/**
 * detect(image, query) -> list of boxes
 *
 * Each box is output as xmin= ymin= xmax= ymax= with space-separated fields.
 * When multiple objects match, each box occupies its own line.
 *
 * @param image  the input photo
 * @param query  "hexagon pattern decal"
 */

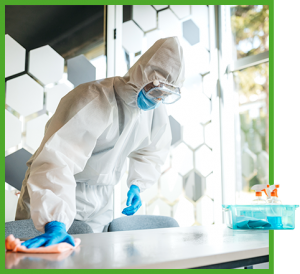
xmin=5 ymin=35 xmax=26 ymax=78
xmin=5 ymin=148 xmax=32 ymax=191
xmin=46 ymin=83 xmax=74 ymax=113
xmin=170 ymin=5 xmax=190 ymax=19
xmin=29 ymin=45 xmax=64 ymax=85
xmin=133 ymin=5 xmax=156 ymax=32
xmin=26 ymin=114 xmax=49 ymax=151
xmin=6 ymin=74 xmax=44 ymax=116
xmin=5 ymin=110 xmax=22 ymax=150
xmin=182 ymin=19 xmax=200 ymax=46
xmin=122 ymin=20 xmax=144 ymax=54
xmin=67 ymin=55 xmax=96 ymax=87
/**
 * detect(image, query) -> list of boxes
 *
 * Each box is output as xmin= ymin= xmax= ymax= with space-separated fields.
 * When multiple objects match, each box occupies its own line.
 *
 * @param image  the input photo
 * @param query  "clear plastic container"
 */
xmin=222 ymin=204 xmax=299 ymax=230
xmin=252 ymin=197 xmax=267 ymax=205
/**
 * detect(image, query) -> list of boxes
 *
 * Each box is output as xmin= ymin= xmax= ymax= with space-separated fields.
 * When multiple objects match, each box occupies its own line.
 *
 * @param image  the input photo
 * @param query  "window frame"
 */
xmin=217 ymin=5 xmax=269 ymax=210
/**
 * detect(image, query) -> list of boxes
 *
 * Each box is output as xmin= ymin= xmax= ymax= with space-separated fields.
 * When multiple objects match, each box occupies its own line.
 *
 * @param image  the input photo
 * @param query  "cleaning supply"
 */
xmin=267 ymin=185 xmax=282 ymax=204
xmin=236 ymin=216 xmax=271 ymax=229
xmin=251 ymin=184 xmax=268 ymax=205
xmin=5 ymin=234 xmax=81 ymax=254
xmin=274 ymin=184 xmax=280 ymax=199
xmin=267 ymin=216 xmax=283 ymax=229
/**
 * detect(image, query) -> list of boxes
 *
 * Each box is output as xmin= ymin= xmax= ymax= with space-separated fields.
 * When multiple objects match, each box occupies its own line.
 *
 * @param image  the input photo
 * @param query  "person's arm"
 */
xmin=27 ymin=82 xmax=113 ymax=233
xmin=123 ymin=105 xmax=172 ymax=215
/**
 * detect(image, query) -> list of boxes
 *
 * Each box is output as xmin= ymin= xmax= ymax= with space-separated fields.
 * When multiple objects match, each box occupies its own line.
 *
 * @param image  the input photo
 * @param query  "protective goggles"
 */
xmin=143 ymin=80 xmax=181 ymax=104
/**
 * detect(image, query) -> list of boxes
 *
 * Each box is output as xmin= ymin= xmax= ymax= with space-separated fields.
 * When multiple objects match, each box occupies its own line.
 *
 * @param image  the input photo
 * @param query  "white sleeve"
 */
xmin=127 ymin=105 xmax=172 ymax=192
xmin=27 ymin=85 xmax=113 ymax=232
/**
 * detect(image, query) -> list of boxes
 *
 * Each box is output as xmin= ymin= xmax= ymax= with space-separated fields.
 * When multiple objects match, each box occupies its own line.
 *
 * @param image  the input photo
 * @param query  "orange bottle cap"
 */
xmin=256 ymin=192 xmax=262 ymax=196
xmin=271 ymin=191 xmax=276 ymax=197
xmin=275 ymin=184 xmax=280 ymax=188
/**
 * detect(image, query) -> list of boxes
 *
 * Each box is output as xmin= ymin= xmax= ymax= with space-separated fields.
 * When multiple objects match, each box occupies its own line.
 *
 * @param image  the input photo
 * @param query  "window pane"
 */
xmin=230 ymin=5 xmax=269 ymax=59
xmin=233 ymin=62 xmax=269 ymax=204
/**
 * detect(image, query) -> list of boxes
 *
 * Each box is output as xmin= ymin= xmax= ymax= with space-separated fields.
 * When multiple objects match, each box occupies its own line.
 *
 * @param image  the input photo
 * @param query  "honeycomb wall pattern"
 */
xmin=5 ymin=36 xmax=96 ymax=189
xmin=5 ymin=34 xmax=26 ymax=78
xmin=120 ymin=5 xmax=214 ymax=226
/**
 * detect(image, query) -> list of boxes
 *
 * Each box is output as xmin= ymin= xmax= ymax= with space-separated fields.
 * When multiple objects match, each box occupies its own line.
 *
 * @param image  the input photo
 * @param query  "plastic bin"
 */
xmin=222 ymin=204 xmax=299 ymax=230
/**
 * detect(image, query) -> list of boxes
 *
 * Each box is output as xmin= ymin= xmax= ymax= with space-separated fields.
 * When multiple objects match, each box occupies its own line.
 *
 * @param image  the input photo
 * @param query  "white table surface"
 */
xmin=5 ymin=224 xmax=269 ymax=269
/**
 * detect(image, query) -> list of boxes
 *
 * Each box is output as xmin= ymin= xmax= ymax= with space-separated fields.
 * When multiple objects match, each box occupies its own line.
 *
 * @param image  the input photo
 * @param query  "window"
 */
xmin=219 ymin=5 xmax=269 ymax=205
xmin=230 ymin=5 xmax=269 ymax=59
xmin=234 ymin=62 xmax=269 ymax=204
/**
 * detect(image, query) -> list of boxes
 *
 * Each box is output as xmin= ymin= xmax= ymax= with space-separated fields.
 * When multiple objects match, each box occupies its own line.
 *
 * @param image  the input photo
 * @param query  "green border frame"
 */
xmin=2 ymin=1 xmax=274 ymax=272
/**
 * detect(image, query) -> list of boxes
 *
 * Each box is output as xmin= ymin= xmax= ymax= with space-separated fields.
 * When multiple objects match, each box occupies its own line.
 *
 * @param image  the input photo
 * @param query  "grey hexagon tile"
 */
xmin=246 ymin=128 xmax=262 ymax=154
xmin=133 ymin=5 xmax=156 ymax=32
xmin=26 ymin=114 xmax=49 ymax=151
xmin=169 ymin=115 xmax=182 ymax=146
xmin=6 ymin=74 xmax=44 ymax=116
xmin=242 ymin=145 xmax=257 ymax=179
xmin=29 ymin=45 xmax=64 ymax=85
xmin=184 ymin=171 xmax=206 ymax=202
xmin=160 ymin=168 xmax=183 ymax=203
xmin=5 ymin=110 xmax=22 ymax=150
xmin=5 ymin=148 xmax=32 ymax=191
xmin=46 ymin=83 xmax=73 ymax=113
xmin=170 ymin=5 xmax=190 ymax=19
xmin=153 ymin=5 xmax=168 ymax=11
xmin=191 ymin=5 xmax=210 ymax=50
xmin=173 ymin=196 xmax=195 ymax=226
xmin=172 ymin=143 xmax=193 ymax=176
xmin=147 ymin=199 xmax=171 ymax=216
xmin=196 ymin=196 xmax=214 ymax=225
xmin=205 ymin=173 xmax=214 ymax=199
xmin=5 ymin=35 xmax=26 ymax=78
xmin=183 ymin=123 xmax=204 ymax=149
xmin=122 ymin=20 xmax=144 ymax=54
xmin=204 ymin=122 xmax=213 ymax=149
xmin=145 ymin=29 xmax=163 ymax=50
xmin=195 ymin=145 xmax=213 ymax=177
xmin=158 ymin=9 xmax=181 ymax=37
xmin=182 ymin=19 xmax=199 ymax=46
xmin=140 ymin=183 xmax=158 ymax=204
xmin=257 ymin=151 xmax=269 ymax=182
xmin=67 ymin=55 xmax=96 ymax=87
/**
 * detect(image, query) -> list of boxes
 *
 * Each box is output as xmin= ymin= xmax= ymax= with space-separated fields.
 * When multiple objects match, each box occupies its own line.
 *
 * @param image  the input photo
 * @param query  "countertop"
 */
xmin=5 ymin=224 xmax=269 ymax=269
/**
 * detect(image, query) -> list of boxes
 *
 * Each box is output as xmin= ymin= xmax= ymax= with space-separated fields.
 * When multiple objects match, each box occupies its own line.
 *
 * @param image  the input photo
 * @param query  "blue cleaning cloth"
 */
xmin=236 ymin=216 xmax=271 ymax=229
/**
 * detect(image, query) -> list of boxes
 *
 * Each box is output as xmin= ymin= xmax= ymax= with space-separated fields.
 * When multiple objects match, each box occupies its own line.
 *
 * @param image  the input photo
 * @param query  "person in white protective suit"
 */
xmin=16 ymin=36 xmax=185 ymax=248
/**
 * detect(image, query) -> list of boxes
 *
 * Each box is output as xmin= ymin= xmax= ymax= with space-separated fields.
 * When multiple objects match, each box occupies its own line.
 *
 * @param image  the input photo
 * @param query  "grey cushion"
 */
xmin=108 ymin=215 xmax=179 ymax=232
xmin=5 ymin=219 xmax=93 ymax=239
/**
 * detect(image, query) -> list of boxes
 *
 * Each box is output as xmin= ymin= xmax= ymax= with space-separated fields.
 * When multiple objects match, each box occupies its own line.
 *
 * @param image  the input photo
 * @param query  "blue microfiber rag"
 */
xmin=236 ymin=216 xmax=271 ymax=229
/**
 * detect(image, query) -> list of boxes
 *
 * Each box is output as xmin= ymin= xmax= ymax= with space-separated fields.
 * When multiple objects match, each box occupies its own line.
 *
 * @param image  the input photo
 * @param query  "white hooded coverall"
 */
xmin=16 ymin=37 xmax=185 ymax=233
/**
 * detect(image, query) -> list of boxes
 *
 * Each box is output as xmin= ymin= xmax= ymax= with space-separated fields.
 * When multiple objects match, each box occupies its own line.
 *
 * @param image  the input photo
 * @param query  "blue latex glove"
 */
xmin=21 ymin=221 xmax=75 ymax=249
xmin=122 ymin=185 xmax=142 ymax=216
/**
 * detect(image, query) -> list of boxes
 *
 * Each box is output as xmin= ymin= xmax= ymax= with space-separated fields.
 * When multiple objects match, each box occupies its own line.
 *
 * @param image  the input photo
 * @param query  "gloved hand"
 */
xmin=21 ymin=221 xmax=75 ymax=249
xmin=122 ymin=185 xmax=142 ymax=216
